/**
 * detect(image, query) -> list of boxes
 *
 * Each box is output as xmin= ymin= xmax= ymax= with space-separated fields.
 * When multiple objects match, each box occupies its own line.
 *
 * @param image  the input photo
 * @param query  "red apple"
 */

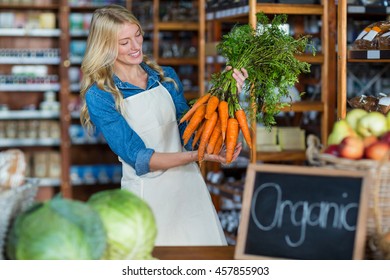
xmin=323 ymin=144 xmax=340 ymax=157
xmin=363 ymin=135 xmax=378 ymax=148
xmin=339 ymin=136 xmax=364 ymax=160
xmin=365 ymin=141 xmax=390 ymax=160
xmin=379 ymin=131 xmax=390 ymax=144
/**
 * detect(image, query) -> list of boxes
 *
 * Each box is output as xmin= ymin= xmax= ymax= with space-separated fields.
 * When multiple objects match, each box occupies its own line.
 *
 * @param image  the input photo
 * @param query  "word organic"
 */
xmin=251 ymin=182 xmax=358 ymax=247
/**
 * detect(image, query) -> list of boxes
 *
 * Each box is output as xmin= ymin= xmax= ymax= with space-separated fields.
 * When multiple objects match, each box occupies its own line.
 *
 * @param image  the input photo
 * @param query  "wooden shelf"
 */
xmin=256 ymin=150 xmax=307 ymax=162
xmin=348 ymin=49 xmax=390 ymax=61
xmin=157 ymin=57 xmax=199 ymax=65
xmin=298 ymin=53 xmax=324 ymax=64
xmin=206 ymin=3 xmax=324 ymax=21
xmin=256 ymin=3 xmax=324 ymax=15
xmin=184 ymin=90 xmax=201 ymax=101
xmin=279 ymin=101 xmax=324 ymax=113
xmin=156 ymin=22 xmax=199 ymax=31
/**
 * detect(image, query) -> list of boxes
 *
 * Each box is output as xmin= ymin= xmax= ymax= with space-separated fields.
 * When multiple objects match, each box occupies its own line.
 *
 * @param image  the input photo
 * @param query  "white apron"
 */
xmin=119 ymin=83 xmax=227 ymax=246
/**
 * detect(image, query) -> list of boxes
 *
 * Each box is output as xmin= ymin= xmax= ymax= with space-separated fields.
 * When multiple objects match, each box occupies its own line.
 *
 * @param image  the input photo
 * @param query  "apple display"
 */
xmin=356 ymin=111 xmax=388 ymax=137
xmin=365 ymin=141 xmax=390 ymax=160
xmin=363 ymin=135 xmax=378 ymax=148
xmin=339 ymin=136 xmax=364 ymax=160
xmin=323 ymin=144 xmax=340 ymax=157
xmin=327 ymin=119 xmax=357 ymax=145
xmin=380 ymin=131 xmax=390 ymax=144
xmin=345 ymin=108 xmax=368 ymax=130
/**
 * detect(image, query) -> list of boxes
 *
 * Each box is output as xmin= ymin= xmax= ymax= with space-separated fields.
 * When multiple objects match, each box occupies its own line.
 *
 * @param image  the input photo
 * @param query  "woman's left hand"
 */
xmin=226 ymin=66 xmax=248 ymax=93
xmin=204 ymin=142 xmax=243 ymax=165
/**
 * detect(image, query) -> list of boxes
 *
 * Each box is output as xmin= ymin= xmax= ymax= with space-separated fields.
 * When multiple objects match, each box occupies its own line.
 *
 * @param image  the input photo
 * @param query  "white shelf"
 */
xmin=70 ymin=83 xmax=80 ymax=92
xmin=0 ymin=57 xmax=60 ymax=65
xmin=0 ymin=83 xmax=60 ymax=91
xmin=0 ymin=28 xmax=61 ymax=37
xmin=70 ymin=56 xmax=83 ymax=64
xmin=0 ymin=110 xmax=59 ymax=120
xmin=0 ymin=138 xmax=60 ymax=147
xmin=37 ymin=178 xmax=61 ymax=187
xmin=70 ymin=30 xmax=89 ymax=37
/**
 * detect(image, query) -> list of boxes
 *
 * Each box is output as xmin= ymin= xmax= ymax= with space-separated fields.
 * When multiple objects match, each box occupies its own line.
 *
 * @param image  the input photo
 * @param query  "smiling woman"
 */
xmin=115 ymin=22 xmax=146 ymax=88
xmin=79 ymin=4 xmax=247 ymax=246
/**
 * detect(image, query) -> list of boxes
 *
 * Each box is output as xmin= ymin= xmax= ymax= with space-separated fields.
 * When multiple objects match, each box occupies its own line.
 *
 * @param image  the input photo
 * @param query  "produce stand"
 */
xmin=306 ymin=135 xmax=390 ymax=259
xmin=152 ymin=246 xmax=235 ymax=260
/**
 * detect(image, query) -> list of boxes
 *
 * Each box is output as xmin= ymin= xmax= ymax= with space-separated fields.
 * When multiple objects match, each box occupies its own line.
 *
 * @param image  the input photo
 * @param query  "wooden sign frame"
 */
xmin=235 ymin=163 xmax=371 ymax=260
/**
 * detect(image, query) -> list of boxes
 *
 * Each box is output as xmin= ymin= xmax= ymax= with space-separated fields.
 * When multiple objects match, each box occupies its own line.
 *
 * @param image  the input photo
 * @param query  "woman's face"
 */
xmin=116 ymin=22 xmax=144 ymax=66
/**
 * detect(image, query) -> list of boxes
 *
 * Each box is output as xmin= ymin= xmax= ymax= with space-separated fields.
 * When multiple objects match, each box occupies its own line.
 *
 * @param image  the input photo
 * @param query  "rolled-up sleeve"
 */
xmin=85 ymin=86 xmax=154 ymax=176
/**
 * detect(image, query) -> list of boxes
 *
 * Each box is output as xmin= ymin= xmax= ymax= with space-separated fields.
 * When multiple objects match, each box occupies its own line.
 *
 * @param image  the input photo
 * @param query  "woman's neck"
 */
xmin=114 ymin=64 xmax=148 ymax=90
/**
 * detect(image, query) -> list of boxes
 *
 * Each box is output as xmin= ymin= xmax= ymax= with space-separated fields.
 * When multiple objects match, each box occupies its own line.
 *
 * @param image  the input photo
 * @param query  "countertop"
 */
xmin=152 ymin=246 xmax=236 ymax=260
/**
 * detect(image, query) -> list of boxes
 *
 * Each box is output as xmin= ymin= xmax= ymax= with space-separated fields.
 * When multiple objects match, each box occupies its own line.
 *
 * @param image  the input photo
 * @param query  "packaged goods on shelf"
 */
xmin=0 ymin=149 xmax=26 ymax=190
xmin=278 ymin=127 xmax=306 ymax=150
xmin=348 ymin=93 xmax=390 ymax=114
xmin=352 ymin=21 xmax=390 ymax=50
xmin=31 ymin=151 xmax=61 ymax=179
xmin=256 ymin=125 xmax=278 ymax=146
xmin=256 ymin=125 xmax=306 ymax=151
xmin=256 ymin=127 xmax=281 ymax=153
xmin=70 ymin=164 xmax=122 ymax=186
xmin=69 ymin=124 xmax=106 ymax=144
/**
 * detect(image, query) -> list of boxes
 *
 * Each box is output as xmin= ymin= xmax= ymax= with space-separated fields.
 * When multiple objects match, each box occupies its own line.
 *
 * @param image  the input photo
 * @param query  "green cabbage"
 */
xmin=6 ymin=195 xmax=106 ymax=260
xmin=88 ymin=189 xmax=157 ymax=260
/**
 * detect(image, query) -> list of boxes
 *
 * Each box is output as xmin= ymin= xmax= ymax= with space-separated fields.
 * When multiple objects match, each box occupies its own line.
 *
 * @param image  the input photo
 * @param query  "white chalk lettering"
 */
xmin=250 ymin=182 xmax=358 ymax=247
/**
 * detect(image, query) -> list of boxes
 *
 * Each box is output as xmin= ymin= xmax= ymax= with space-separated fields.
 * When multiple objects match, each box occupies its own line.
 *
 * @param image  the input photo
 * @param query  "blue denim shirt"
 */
xmin=85 ymin=62 xmax=192 ymax=176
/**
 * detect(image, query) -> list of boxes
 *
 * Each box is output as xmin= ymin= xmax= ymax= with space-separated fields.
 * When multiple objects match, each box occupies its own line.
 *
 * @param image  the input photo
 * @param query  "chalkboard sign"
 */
xmin=235 ymin=164 xmax=370 ymax=260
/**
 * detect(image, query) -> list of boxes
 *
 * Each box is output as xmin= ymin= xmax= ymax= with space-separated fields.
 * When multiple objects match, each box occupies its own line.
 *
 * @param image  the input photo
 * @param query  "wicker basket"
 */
xmin=306 ymin=135 xmax=390 ymax=259
xmin=0 ymin=178 xmax=39 ymax=260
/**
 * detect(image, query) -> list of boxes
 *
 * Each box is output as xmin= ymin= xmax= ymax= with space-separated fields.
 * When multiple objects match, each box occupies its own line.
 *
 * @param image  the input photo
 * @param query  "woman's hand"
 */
xmin=204 ymin=142 xmax=243 ymax=165
xmin=226 ymin=66 xmax=248 ymax=93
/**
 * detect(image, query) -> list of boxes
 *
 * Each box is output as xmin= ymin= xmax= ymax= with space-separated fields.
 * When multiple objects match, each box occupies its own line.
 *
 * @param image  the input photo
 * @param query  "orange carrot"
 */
xmin=180 ymin=93 xmax=210 ymax=124
xmin=206 ymin=119 xmax=221 ymax=154
xmin=192 ymin=120 xmax=205 ymax=148
xmin=205 ymin=95 xmax=220 ymax=120
xmin=225 ymin=117 xmax=239 ymax=163
xmin=213 ymin=134 xmax=223 ymax=155
xmin=198 ymin=111 xmax=218 ymax=162
xmin=182 ymin=104 xmax=206 ymax=145
xmin=218 ymin=100 xmax=229 ymax=141
xmin=234 ymin=109 xmax=252 ymax=150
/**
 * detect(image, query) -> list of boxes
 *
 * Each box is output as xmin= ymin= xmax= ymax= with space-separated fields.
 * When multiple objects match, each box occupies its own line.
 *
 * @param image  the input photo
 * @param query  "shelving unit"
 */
xmin=0 ymin=1 xmax=65 ymax=200
xmin=337 ymin=0 xmax=390 ymax=119
xmin=152 ymin=0 xmax=205 ymax=100
xmin=205 ymin=0 xmax=335 ymax=162
xmin=0 ymin=0 xmax=207 ymax=201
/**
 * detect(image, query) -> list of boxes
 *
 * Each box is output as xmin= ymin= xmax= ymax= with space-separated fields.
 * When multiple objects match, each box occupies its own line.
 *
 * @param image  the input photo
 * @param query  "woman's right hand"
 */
xmin=225 ymin=66 xmax=248 ymax=93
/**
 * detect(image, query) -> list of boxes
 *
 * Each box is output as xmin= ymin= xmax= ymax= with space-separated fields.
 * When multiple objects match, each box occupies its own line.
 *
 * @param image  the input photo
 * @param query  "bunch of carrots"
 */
xmin=180 ymin=90 xmax=252 ymax=164
xmin=179 ymin=12 xmax=313 ymax=164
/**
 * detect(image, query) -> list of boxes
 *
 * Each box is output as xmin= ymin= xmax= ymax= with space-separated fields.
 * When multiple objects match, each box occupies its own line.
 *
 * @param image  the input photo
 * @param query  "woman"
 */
xmin=80 ymin=4 xmax=248 ymax=246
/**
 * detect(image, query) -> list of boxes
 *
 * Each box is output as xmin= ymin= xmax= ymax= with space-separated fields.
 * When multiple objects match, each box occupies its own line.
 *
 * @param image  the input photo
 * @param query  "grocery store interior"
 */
xmin=1 ymin=0 xmax=390 ymax=260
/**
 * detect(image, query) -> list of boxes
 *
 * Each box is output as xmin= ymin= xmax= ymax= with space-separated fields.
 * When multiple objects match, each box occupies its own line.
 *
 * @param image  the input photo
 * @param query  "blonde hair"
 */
xmin=80 ymin=4 xmax=176 ymax=131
